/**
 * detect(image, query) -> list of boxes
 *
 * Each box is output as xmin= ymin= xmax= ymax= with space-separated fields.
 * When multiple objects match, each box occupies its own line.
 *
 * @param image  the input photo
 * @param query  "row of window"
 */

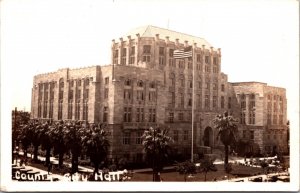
xmin=240 ymin=112 xmax=256 ymax=125
xmin=114 ymin=46 xmax=219 ymax=63
xmin=168 ymin=94 xmax=229 ymax=109
xmin=122 ymin=129 xmax=189 ymax=145
xmin=267 ymin=114 xmax=284 ymax=125
xmin=267 ymin=94 xmax=283 ymax=101
xmin=114 ymin=46 xmax=219 ymax=71
xmin=123 ymin=107 xmax=156 ymax=123
xmin=265 ymin=133 xmax=286 ymax=141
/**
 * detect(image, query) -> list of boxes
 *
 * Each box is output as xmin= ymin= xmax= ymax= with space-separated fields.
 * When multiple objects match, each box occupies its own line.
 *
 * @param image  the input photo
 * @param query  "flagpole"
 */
xmin=191 ymin=43 xmax=196 ymax=163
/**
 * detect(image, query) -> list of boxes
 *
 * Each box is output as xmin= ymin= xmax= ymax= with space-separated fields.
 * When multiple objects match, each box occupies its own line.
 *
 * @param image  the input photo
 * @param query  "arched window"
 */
xmin=125 ymin=79 xmax=131 ymax=86
xmin=150 ymin=81 xmax=155 ymax=89
xmin=137 ymin=80 xmax=143 ymax=87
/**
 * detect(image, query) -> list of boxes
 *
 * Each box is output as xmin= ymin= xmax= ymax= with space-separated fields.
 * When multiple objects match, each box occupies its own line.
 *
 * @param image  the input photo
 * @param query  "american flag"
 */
xmin=173 ymin=46 xmax=192 ymax=59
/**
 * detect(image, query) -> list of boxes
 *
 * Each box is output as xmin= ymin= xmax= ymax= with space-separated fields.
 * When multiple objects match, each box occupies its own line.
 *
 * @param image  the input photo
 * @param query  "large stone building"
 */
xmin=31 ymin=26 xmax=288 ymax=162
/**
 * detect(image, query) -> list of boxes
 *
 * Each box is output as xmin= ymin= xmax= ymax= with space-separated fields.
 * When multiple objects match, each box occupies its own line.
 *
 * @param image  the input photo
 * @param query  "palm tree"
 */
xmin=40 ymin=122 xmax=53 ymax=166
xmin=19 ymin=124 xmax=31 ymax=159
xmin=23 ymin=121 xmax=42 ymax=163
xmin=82 ymin=123 xmax=110 ymax=178
xmin=141 ymin=126 xmax=173 ymax=181
xmin=51 ymin=121 xmax=68 ymax=168
xmin=213 ymin=111 xmax=238 ymax=169
xmin=64 ymin=121 xmax=85 ymax=174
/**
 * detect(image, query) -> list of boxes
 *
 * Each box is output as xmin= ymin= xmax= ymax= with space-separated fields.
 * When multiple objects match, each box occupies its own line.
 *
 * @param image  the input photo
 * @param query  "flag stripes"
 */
xmin=173 ymin=46 xmax=192 ymax=59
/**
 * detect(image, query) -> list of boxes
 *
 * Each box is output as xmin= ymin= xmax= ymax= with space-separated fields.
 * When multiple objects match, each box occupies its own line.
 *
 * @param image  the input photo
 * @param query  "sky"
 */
xmin=2 ymin=0 xmax=298 ymax=123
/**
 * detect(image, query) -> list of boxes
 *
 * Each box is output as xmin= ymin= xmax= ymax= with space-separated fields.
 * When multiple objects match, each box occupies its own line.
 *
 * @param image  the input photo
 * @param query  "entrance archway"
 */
xmin=203 ymin=127 xmax=213 ymax=147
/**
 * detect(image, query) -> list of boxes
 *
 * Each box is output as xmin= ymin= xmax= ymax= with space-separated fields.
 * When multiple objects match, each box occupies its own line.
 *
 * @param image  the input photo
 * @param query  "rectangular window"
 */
xmin=103 ymin=107 xmax=108 ymax=122
xmin=205 ymin=56 xmax=209 ymax=64
xmin=169 ymin=92 xmax=175 ymax=106
xmin=169 ymin=112 xmax=174 ymax=123
xmin=197 ymin=94 xmax=201 ymax=109
xmin=121 ymin=48 xmax=127 ymax=65
xmin=205 ymin=82 xmax=210 ymax=90
xmin=188 ymin=93 xmax=192 ymax=106
xmin=183 ymin=130 xmax=188 ymax=140
xmin=221 ymin=96 xmax=225 ymax=109
xmin=169 ymin=49 xmax=174 ymax=57
xmin=129 ymin=56 xmax=135 ymax=64
xmin=75 ymin=100 xmax=80 ymax=120
xmin=137 ymin=90 xmax=144 ymax=101
xmin=123 ymin=132 xmax=131 ymax=145
xmin=114 ymin=50 xmax=119 ymax=58
xmin=124 ymin=89 xmax=132 ymax=101
xmin=130 ymin=46 xmax=135 ymax=55
xmin=213 ymin=57 xmax=218 ymax=65
xmin=142 ymin=55 xmax=151 ymax=62
xmin=221 ymin=84 xmax=225 ymax=92
xmin=241 ymin=101 xmax=246 ymax=109
xmin=179 ymin=113 xmax=184 ymax=121
xmin=124 ymin=107 xmax=132 ymax=122
xmin=159 ymin=47 xmax=165 ymax=55
xmin=105 ymin=77 xmax=109 ymax=84
xmin=173 ymin=130 xmax=179 ymax=142
xmin=228 ymin=97 xmax=232 ymax=109
xmin=188 ymin=58 xmax=192 ymax=69
xmin=213 ymin=96 xmax=217 ymax=108
xmin=43 ymin=101 xmax=48 ymax=118
xmin=213 ymin=64 xmax=218 ymax=73
xmin=205 ymin=95 xmax=210 ymax=109
xmin=148 ymin=108 xmax=156 ymax=122
xmin=58 ymin=100 xmax=63 ymax=120
xmin=148 ymin=91 xmax=156 ymax=102
xmin=179 ymin=93 xmax=184 ymax=107
xmin=273 ymin=115 xmax=277 ymax=125
xmin=213 ymin=83 xmax=217 ymax=90
xmin=136 ymin=131 xmax=143 ymax=144
xmin=159 ymin=56 xmax=165 ymax=65
xmin=136 ymin=108 xmax=144 ymax=122
xmin=197 ymin=54 xmax=201 ymax=62
xmin=178 ymin=59 xmax=185 ymax=68
xmin=250 ymin=131 xmax=254 ymax=140
xmin=49 ymin=101 xmax=53 ymax=119
xmin=83 ymin=101 xmax=88 ymax=121
xmin=68 ymin=100 xmax=73 ymax=119
xmin=143 ymin=45 xmax=151 ymax=54
xmin=169 ymin=58 xmax=175 ymax=67
xmin=240 ymin=112 xmax=246 ymax=124
xmin=198 ymin=81 xmax=202 ymax=89
xmin=104 ymin=88 xmax=109 ymax=99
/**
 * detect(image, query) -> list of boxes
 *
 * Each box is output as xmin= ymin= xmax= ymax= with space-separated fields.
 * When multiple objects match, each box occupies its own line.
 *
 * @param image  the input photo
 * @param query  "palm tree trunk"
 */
xmin=71 ymin=151 xmax=79 ymax=174
xmin=224 ymin=145 xmax=229 ymax=166
xmin=33 ymin=145 xmax=39 ymax=162
xmin=58 ymin=152 xmax=64 ymax=168
xmin=45 ymin=147 xmax=51 ymax=166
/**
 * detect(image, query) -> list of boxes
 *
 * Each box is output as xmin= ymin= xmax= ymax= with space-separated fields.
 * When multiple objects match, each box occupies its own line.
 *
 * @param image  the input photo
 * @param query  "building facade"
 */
xmin=31 ymin=26 xmax=288 ymax=162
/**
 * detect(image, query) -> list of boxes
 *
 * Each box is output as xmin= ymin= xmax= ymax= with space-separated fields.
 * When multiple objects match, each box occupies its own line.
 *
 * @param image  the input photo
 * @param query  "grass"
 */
xmin=131 ymin=164 xmax=263 ymax=182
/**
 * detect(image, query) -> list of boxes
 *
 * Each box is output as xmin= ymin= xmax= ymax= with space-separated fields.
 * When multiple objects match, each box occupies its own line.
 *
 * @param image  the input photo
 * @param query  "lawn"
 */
xmin=131 ymin=164 xmax=263 ymax=182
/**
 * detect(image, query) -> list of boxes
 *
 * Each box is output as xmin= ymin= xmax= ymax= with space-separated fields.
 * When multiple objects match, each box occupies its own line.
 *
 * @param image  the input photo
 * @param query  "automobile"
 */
xmin=249 ymin=177 xmax=263 ymax=182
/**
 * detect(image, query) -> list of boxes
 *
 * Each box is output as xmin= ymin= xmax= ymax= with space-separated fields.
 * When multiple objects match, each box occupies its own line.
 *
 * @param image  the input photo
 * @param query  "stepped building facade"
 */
xmin=31 ymin=26 xmax=289 ymax=162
